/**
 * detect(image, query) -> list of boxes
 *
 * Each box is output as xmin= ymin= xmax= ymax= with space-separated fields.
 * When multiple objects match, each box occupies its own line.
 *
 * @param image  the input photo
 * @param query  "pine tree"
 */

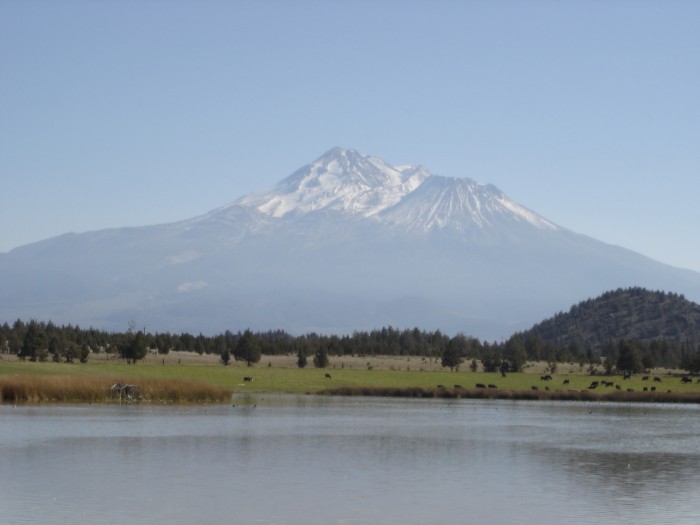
xmin=20 ymin=321 xmax=45 ymax=361
xmin=234 ymin=329 xmax=261 ymax=367
xmin=313 ymin=346 xmax=329 ymax=368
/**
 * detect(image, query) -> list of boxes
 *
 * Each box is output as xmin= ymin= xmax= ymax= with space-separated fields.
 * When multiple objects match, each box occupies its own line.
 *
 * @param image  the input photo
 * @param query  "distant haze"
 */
xmin=1 ymin=2 xmax=699 ymax=273
xmin=2 ymin=148 xmax=699 ymax=340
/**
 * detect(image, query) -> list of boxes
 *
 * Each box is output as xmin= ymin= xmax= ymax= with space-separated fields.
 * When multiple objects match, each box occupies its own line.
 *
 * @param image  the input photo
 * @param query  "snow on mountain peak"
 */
xmin=233 ymin=147 xmax=557 ymax=233
xmin=237 ymin=147 xmax=429 ymax=218
xmin=380 ymin=175 xmax=558 ymax=232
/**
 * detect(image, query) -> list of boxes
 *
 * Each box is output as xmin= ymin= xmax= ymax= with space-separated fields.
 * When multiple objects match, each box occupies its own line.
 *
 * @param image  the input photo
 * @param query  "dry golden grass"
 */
xmin=0 ymin=374 xmax=231 ymax=404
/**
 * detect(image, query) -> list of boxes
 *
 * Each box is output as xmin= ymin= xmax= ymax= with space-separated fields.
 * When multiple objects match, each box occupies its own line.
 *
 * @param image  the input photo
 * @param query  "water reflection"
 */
xmin=1 ymin=399 xmax=699 ymax=525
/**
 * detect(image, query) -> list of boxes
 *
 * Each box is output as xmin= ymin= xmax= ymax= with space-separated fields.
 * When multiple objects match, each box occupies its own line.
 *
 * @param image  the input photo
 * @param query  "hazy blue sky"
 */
xmin=2 ymin=1 xmax=699 ymax=271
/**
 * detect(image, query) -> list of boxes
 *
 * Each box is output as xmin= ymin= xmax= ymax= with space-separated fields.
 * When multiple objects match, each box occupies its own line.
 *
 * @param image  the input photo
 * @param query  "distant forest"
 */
xmin=3 ymin=287 xmax=700 ymax=373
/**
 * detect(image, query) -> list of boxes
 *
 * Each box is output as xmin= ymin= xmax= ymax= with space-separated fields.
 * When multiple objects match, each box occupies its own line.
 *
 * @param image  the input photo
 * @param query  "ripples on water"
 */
xmin=1 ymin=398 xmax=699 ymax=525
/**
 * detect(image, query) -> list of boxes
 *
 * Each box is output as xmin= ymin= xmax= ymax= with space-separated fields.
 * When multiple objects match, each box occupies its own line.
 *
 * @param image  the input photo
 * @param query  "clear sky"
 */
xmin=2 ymin=1 xmax=699 ymax=272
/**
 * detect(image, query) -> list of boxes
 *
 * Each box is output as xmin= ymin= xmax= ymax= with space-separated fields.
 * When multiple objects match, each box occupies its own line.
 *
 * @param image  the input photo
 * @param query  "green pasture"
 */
xmin=2 ymin=358 xmax=699 ymax=396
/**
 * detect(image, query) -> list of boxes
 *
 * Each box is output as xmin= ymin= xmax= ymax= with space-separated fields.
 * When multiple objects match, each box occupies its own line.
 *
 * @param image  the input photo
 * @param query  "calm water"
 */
xmin=1 ymin=396 xmax=699 ymax=525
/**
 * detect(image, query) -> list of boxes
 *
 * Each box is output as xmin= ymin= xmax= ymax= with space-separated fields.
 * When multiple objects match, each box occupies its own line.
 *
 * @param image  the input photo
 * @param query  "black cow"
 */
xmin=243 ymin=377 xmax=253 ymax=382
xmin=325 ymin=373 xmax=332 ymax=379
xmin=623 ymin=374 xmax=631 ymax=380
xmin=681 ymin=376 xmax=693 ymax=384
xmin=488 ymin=384 xmax=497 ymax=389
xmin=653 ymin=376 xmax=662 ymax=382
xmin=476 ymin=383 xmax=486 ymax=389
xmin=642 ymin=376 xmax=649 ymax=381
xmin=563 ymin=379 xmax=570 ymax=385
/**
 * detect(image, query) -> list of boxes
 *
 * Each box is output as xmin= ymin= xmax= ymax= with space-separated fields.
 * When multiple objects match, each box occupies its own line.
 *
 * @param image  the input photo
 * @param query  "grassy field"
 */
xmin=1 ymin=352 xmax=699 ymax=403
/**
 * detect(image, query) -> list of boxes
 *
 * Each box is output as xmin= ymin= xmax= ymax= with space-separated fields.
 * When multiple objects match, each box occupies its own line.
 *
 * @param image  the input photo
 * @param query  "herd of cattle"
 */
xmin=238 ymin=373 xmax=699 ymax=391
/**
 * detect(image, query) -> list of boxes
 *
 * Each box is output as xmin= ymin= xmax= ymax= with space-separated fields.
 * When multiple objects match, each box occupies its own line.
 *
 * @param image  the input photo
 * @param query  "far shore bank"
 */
xmin=320 ymin=385 xmax=700 ymax=404
xmin=2 ymin=353 xmax=699 ymax=405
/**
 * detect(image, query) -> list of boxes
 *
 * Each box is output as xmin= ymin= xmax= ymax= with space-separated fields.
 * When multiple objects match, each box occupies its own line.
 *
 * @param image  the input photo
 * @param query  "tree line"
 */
xmin=1 ymin=319 xmax=699 ymax=372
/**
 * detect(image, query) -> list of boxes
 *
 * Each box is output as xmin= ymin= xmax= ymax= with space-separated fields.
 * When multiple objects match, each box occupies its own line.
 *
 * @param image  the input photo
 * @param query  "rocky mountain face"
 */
xmin=2 ymin=147 xmax=700 ymax=339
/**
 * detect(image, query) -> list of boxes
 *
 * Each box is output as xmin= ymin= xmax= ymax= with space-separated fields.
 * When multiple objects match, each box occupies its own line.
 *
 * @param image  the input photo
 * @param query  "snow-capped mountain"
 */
xmin=220 ymin=147 xmax=555 ymax=235
xmin=2 ymin=147 xmax=700 ymax=339
xmin=379 ymin=174 xmax=558 ymax=233
xmin=237 ymin=147 xmax=430 ymax=218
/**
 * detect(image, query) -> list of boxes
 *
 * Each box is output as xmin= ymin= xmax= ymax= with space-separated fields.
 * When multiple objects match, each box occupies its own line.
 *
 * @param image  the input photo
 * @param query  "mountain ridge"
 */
xmin=518 ymin=287 xmax=700 ymax=350
xmin=1 ymin=147 xmax=700 ymax=339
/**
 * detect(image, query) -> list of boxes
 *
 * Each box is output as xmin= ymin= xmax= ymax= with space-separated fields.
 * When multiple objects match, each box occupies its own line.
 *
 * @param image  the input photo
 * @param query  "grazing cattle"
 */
xmin=563 ymin=379 xmax=570 ymax=385
xmin=615 ymin=385 xmax=621 ymax=390
xmin=651 ymin=386 xmax=656 ymax=392
xmin=643 ymin=387 xmax=648 ymax=392
xmin=627 ymin=388 xmax=634 ymax=392
xmin=531 ymin=386 xmax=538 ymax=391
xmin=642 ymin=376 xmax=649 ymax=381
xmin=681 ymin=376 xmax=693 ymax=384
xmin=540 ymin=374 xmax=553 ymax=381
xmin=623 ymin=374 xmax=631 ymax=380
xmin=454 ymin=384 xmax=463 ymax=389
xmin=654 ymin=377 xmax=662 ymax=382
xmin=544 ymin=386 xmax=550 ymax=391
xmin=501 ymin=372 xmax=507 ymax=378
xmin=588 ymin=381 xmax=599 ymax=389
xmin=488 ymin=384 xmax=497 ymax=389
xmin=325 ymin=373 xmax=332 ymax=379
xmin=475 ymin=383 xmax=486 ymax=389
xmin=243 ymin=377 xmax=253 ymax=382
xmin=437 ymin=384 xmax=445 ymax=389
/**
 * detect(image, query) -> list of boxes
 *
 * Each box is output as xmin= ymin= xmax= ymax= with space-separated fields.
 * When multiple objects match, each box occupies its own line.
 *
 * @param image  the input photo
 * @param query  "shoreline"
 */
xmin=2 ymin=355 xmax=699 ymax=405
xmin=321 ymin=386 xmax=700 ymax=404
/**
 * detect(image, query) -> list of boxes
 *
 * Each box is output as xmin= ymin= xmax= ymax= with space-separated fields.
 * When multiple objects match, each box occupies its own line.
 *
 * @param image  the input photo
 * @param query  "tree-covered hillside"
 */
xmin=521 ymin=287 xmax=700 ymax=350
xmin=4 ymin=287 xmax=700 ymax=372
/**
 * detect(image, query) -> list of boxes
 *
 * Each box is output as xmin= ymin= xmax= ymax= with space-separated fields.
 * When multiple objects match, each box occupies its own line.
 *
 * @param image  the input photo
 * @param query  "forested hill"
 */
xmin=521 ymin=287 xmax=700 ymax=350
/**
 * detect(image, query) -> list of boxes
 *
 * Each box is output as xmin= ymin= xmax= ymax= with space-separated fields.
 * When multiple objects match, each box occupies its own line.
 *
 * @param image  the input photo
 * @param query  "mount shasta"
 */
xmin=3 ymin=147 xmax=700 ymax=340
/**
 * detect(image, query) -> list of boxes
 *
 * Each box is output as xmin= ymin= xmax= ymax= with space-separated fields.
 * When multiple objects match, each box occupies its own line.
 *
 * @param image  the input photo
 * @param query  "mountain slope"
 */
xmin=380 ymin=175 xmax=558 ymax=233
xmin=519 ymin=287 xmax=700 ymax=349
xmin=2 ymin=147 xmax=700 ymax=339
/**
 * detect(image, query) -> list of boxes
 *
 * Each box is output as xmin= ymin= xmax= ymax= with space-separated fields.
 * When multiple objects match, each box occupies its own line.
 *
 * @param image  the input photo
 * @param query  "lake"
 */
xmin=1 ymin=396 xmax=699 ymax=524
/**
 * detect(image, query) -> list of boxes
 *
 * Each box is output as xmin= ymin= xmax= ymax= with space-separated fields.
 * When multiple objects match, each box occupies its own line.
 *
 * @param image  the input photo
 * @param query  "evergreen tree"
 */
xmin=313 ymin=346 xmax=329 ymax=368
xmin=19 ymin=321 xmax=45 ymax=361
xmin=617 ymin=340 xmax=643 ymax=375
xmin=234 ymin=329 xmax=261 ymax=366
xmin=441 ymin=339 xmax=463 ymax=371
xmin=296 ymin=347 xmax=307 ymax=368
xmin=48 ymin=336 xmax=63 ymax=362
xmin=119 ymin=330 xmax=148 ymax=364
xmin=79 ymin=344 xmax=90 ymax=363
